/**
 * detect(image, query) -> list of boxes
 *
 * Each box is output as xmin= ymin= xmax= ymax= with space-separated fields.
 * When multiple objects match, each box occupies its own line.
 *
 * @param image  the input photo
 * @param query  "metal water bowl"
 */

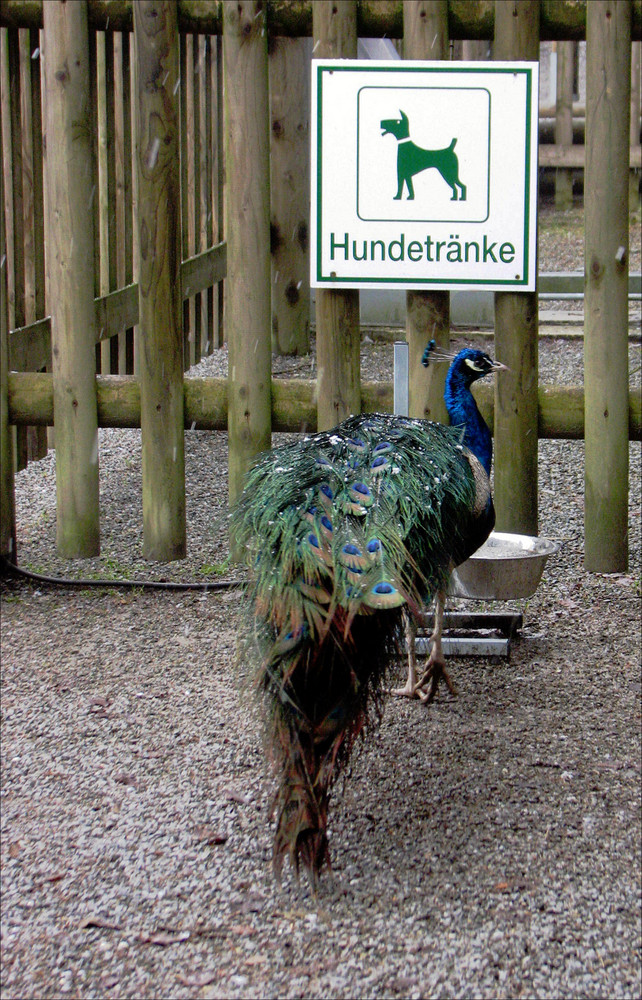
xmin=448 ymin=531 xmax=560 ymax=600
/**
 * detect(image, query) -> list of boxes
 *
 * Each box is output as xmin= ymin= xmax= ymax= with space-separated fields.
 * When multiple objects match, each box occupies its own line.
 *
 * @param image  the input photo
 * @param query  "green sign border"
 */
xmin=314 ymin=63 xmax=536 ymax=289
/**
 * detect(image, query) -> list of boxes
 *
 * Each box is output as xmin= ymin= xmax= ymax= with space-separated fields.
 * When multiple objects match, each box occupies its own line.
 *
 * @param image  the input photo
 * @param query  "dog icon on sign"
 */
xmin=380 ymin=110 xmax=467 ymax=202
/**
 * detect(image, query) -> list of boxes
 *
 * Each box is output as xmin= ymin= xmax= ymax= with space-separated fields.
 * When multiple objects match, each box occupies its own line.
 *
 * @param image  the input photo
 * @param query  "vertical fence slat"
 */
xmin=28 ymin=29 xmax=45 ymax=325
xmin=120 ymin=29 xmax=134 ymax=373
xmin=88 ymin=26 xmax=101 ymax=375
xmin=223 ymin=0 xmax=271 ymax=506
xmin=134 ymin=0 xmax=186 ymax=561
xmin=313 ymin=0 xmax=360 ymax=431
xmin=43 ymin=0 xmax=100 ymax=557
xmin=104 ymin=31 xmax=118 ymax=373
xmin=7 ymin=28 xmax=28 ymax=470
xmin=7 ymin=29 xmax=23 ymax=334
xmin=114 ymin=31 xmax=129 ymax=374
xmin=28 ymin=28 xmax=47 ymax=459
xmin=0 ymin=31 xmax=14 ymax=336
xmin=404 ymin=0 xmax=450 ymax=424
xmin=1 ymin=104 xmax=17 ymax=563
xmin=630 ymin=41 xmax=641 ymax=218
xmin=180 ymin=30 xmax=190 ymax=370
xmin=584 ymin=0 xmax=631 ymax=572
xmin=96 ymin=31 xmax=108 ymax=371
xmin=192 ymin=32 xmax=203 ymax=364
xmin=215 ymin=33 xmax=224 ymax=347
xmin=20 ymin=29 xmax=35 ymax=328
xmin=269 ymin=36 xmax=311 ymax=356
xmin=492 ymin=0 xmax=539 ymax=536
xmin=555 ymin=40 xmax=575 ymax=210
xmin=19 ymin=28 xmax=45 ymax=461
xmin=130 ymin=28 xmax=141 ymax=376
xmin=203 ymin=34 xmax=215 ymax=355
xmin=185 ymin=33 xmax=196 ymax=369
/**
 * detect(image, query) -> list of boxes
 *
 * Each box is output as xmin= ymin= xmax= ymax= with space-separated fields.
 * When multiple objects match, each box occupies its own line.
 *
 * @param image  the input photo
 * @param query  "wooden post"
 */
xmin=43 ymin=0 xmax=100 ymax=557
xmin=27 ymin=27 xmax=47 ymax=460
xmin=584 ymin=0 xmax=631 ymax=572
xmin=631 ymin=41 xmax=641 ymax=220
xmin=7 ymin=28 xmax=28 ymax=470
xmin=134 ymin=0 xmax=186 ymax=560
xmin=404 ymin=0 xmax=449 ymax=424
xmin=493 ymin=0 xmax=539 ymax=536
xmin=223 ymin=0 xmax=272 ymax=504
xmin=1 ymin=107 xmax=17 ymax=564
xmin=180 ymin=31 xmax=190 ymax=370
xmin=119 ymin=30 xmax=135 ymax=374
xmin=269 ymin=36 xmax=311 ymax=356
xmin=555 ymin=41 xmax=575 ymax=210
xmin=215 ymin=34 xmax=225 ymax=349
xmin=312 ymin=0 xmax=360 ymax=431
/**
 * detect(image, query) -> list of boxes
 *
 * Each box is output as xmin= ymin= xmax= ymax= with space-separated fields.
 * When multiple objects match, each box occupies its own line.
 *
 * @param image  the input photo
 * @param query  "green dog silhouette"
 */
xmin=380 ymin=110 xmax=467 ymax=202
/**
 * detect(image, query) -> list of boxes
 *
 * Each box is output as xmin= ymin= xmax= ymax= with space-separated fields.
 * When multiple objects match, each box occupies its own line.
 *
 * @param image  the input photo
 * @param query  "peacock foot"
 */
xmin=391 ymin=679 xmax=420 ymax=698
xmin=413 ymin=658 xmax=458 ymax=703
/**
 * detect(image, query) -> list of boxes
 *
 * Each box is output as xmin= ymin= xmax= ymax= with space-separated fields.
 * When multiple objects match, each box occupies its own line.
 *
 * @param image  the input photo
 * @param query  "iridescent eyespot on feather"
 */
xmin=349 ymin=482 xmax=373 ymax=507
xmin=372 ymin=441 xmax=393 ymax=456
xmin=319 ymin=515 xmax=333 ymax=541
xmin=362 ymin=581 xmax=406 ymax=609
xmin=273 ymin=625 xmax=308 ymax=655
xmin=318 ymin=483 xmax=334 ymax=512
xmin=366 ymin=538 xmax=383 ymax=560
xmin=371 ymin=455 xmax=390 ymax=473
xmin=339 ymin=543 xmax=368 ymax=570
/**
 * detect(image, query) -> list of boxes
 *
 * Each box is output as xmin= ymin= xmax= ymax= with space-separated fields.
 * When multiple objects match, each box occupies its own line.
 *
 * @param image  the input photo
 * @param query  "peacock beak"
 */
xmin=491 ymin=360 xmax=509 ymax=372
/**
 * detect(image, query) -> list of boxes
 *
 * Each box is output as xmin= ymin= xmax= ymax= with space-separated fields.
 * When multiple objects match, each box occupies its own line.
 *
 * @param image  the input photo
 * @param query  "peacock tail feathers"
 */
xmin=231 ymin=411 xmax=491 ymax=878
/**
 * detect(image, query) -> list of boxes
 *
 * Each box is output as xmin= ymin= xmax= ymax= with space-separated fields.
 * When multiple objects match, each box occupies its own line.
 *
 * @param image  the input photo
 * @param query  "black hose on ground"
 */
xmin=0 ymin=556 xmax=245 ymax=592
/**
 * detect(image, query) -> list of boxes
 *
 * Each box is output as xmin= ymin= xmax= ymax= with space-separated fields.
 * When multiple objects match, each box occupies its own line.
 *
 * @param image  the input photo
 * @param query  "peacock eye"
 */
xmin=464 ymin=358 xmax=484 ymax=372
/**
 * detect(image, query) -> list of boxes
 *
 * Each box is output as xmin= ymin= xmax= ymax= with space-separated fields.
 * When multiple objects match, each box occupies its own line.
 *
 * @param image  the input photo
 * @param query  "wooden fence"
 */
xmin=1 ymin=0 xmax=641 ymax=574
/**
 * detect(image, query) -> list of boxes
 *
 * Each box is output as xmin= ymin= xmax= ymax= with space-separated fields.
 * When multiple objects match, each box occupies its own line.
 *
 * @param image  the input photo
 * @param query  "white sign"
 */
xmin=311 ymin=60 xmax=539 ymax=291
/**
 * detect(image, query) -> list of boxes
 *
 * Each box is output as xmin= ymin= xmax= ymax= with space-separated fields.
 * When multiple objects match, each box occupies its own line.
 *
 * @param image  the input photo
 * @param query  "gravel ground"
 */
xmin=1 ymin=205 xmax=641 ymax=1000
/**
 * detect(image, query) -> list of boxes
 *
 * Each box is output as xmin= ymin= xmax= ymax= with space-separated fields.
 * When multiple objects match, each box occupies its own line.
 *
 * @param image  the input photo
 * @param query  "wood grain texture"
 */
xmin=0 ymin=107 xmax=17 ymax=561
xmin=554 ymin=40 xmax=575 ymax=209
xmin=9 ymin=373 xmax=642 ymax=440
xmin=269 ymin=36 xmax=310 ymax=356
xmin=223 ymin=0 xmax=272 ymax=504
xmin=134 ymin=0 xmax=186 ymax=560
xmin=312 ymin=0 xmax=360 ymax=431
xmin=2 ymin=1 xmax=642 ymax=40
xmin=43 ymin=0 xmax=100 ymax=557
xmin=493 ymin=0 xmax=540 ymax=536
xmin=584 ymin=0 xmax=631 ymax=571
xmin=403 ymin=1 xmax=450 ymax=424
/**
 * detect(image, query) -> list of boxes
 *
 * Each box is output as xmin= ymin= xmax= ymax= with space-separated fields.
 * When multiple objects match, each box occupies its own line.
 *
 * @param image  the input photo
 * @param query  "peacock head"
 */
xmin=448 ymin=348 xmax=507 ymax=387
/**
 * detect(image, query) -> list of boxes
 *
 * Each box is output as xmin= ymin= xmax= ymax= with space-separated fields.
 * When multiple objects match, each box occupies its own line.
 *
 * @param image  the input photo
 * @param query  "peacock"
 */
xmin=231 ymin=346 xmax=505 ymax=879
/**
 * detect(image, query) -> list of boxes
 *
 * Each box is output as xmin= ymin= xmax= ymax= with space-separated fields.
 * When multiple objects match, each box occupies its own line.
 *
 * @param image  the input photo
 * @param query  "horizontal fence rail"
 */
xmin=8 ymin=242 xmax=226 ymax=372
xmin=7 ymin=373 xmax=642 ymax=441
xmin=1 ymin=1 xmax=642 ymax=40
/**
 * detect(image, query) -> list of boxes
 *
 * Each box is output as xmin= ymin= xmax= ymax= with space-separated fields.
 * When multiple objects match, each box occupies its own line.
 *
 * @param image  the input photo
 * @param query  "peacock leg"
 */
xmin=390 ymin=608 xmax=420 ymax=697
xmin=414 ymin=589 xmax=458 ymax=702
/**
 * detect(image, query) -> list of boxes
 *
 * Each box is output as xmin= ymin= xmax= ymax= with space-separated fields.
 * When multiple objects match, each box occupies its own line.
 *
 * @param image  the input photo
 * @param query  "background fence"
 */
xmin=1 ymin=0 xmax=641 ymax=574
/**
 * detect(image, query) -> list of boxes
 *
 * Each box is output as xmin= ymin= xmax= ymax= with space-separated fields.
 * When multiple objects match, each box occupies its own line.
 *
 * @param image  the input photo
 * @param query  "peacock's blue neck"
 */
xmin=444 ymin=367 xmax=493 ymax=475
